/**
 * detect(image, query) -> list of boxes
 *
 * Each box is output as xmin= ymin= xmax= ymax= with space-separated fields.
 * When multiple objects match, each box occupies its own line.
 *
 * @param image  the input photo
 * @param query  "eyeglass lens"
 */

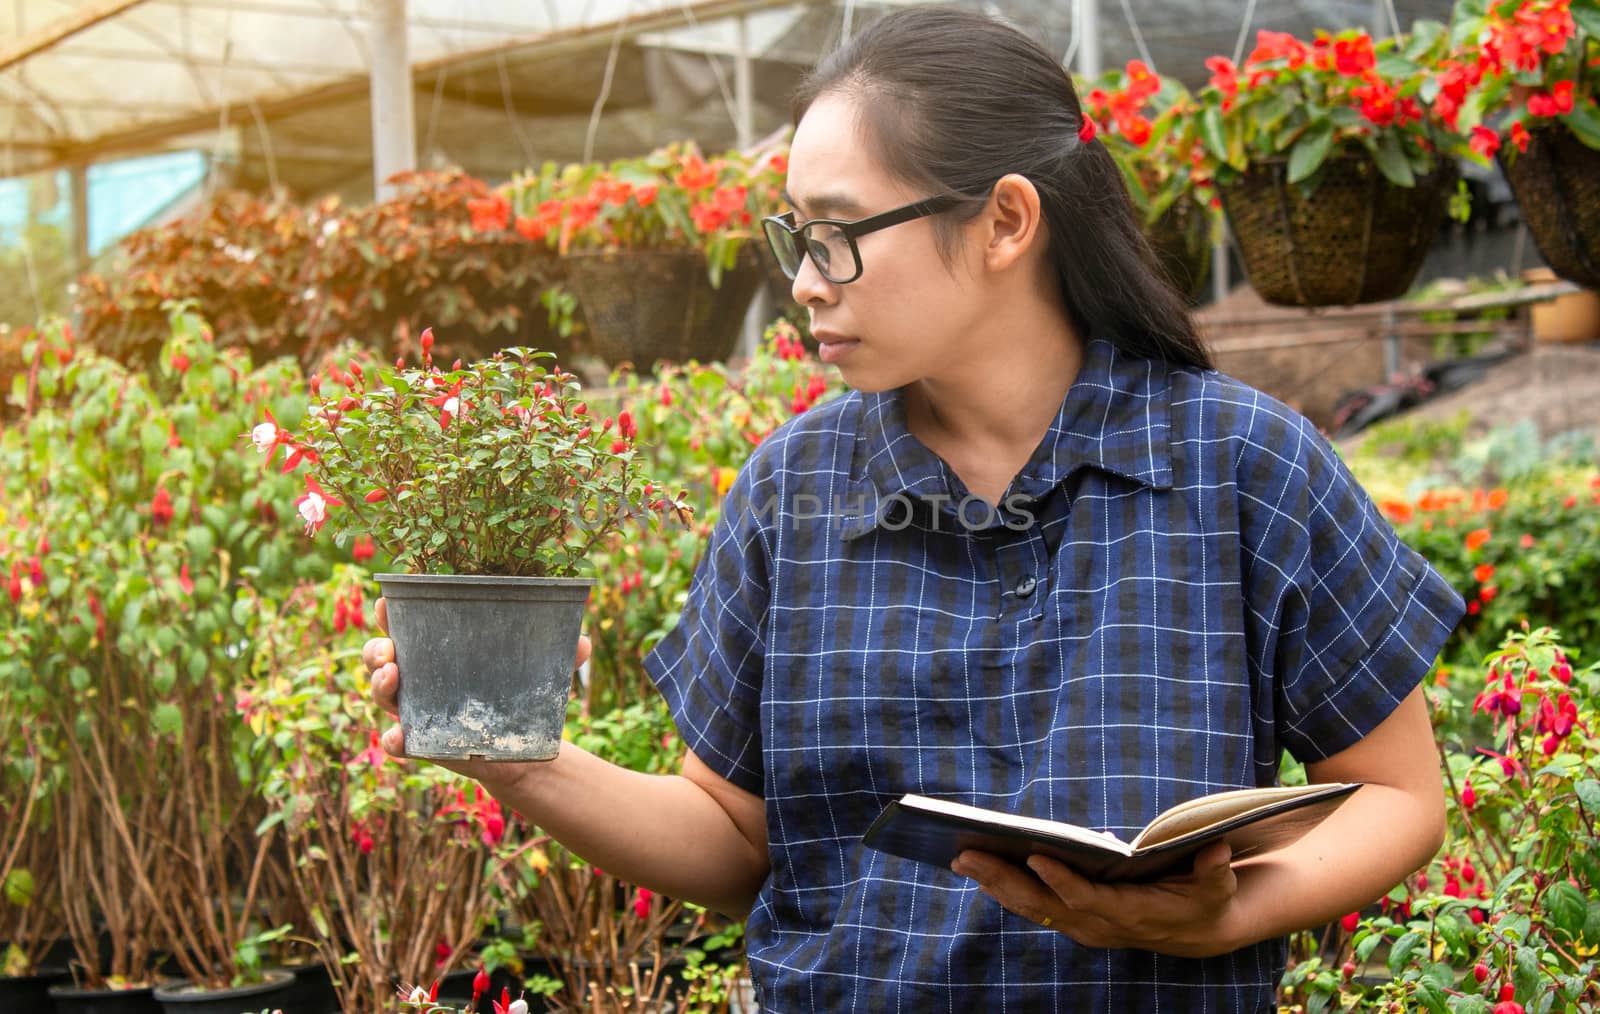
xmin=763 ymin=218 xmax=856 ymax=284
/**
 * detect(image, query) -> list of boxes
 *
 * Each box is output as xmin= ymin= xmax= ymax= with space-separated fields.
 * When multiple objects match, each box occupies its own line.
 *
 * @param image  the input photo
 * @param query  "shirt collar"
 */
xmin=840 ymin=336 xmax=1176 ymax=541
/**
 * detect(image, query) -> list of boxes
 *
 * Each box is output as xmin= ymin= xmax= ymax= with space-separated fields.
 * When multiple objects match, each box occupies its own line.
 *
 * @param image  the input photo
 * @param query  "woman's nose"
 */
xmin=791 ymin=251 xmax=836 ymax=307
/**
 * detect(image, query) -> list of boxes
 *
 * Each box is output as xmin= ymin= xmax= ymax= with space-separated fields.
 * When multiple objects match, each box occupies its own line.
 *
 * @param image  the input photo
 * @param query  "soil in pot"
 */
xmin=150 ymin=969 xmax=293 ymax=1014
xmin=47 ymin=981 xmax=165 ymax=1014
xmin=0 ymin=965 xmax=70 ymax=1010
xmin=377 ymin=574 xmax=593 ymax=761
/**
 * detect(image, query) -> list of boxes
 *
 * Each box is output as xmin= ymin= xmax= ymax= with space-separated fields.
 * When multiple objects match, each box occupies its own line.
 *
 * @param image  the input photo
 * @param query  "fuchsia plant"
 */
xmin=1283 ymin=626 xmax=1600 ymax=1012
xmin=249 ymin=330 xmax=692 ymax=577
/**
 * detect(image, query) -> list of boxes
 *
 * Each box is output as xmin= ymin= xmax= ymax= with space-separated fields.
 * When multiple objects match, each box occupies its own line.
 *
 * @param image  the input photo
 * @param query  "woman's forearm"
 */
xmin=1223 ymin=778 xmax=1447 ymax=951
xmin=478 ymin=742 xmax=770 ymax=918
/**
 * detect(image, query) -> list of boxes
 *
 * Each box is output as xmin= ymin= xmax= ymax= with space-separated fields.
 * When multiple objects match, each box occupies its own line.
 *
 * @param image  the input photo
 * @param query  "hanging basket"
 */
xmin=564 ymin=247 xmax=763 ymax=371
xmin=1218 ymin=153 xmax=1455 ymax=307
xmin=1500 ymin=124 xmax=1600 ymax=290
xmin=1142 ymin=198 xmax=1213 ymax=303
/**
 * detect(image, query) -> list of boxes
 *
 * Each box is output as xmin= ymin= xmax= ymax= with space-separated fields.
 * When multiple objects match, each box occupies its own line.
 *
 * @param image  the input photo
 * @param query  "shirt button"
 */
xmin=1014 ymin=575 xmax=1037 ymax=598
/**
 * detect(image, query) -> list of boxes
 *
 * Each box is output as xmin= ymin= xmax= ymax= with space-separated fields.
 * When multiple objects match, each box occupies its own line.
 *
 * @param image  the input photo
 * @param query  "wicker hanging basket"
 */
xmin=1218 ymin=153 xmax=1455 ymax=307
xmin=564 ymin=246 xmax=763 ymax=370
xmin=1500 ymin=124 xmax=1600 ymax=290
xmin=1142 ymin=198 xmax=1213 ymax=303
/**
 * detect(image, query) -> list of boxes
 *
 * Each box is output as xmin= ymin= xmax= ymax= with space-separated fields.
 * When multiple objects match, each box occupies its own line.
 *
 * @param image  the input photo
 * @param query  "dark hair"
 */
xmin=793 ymin=7 xmax=1213 ymax=371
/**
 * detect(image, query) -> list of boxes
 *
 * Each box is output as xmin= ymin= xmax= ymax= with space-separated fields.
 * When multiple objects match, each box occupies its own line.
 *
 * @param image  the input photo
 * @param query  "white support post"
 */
xmin=369 ymin=0 xmax=416 ymax=200
xmin=736 ymin=14 xmax=769 ymax=362
xmin=69 ymin=163 xmax=90 ymax=274
xmin=1076 ymin=0 xmax=1101 ymax=80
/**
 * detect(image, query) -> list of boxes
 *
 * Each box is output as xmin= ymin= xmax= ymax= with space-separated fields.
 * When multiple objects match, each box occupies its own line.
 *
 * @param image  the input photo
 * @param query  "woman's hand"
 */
xmin=363 ymin=596 xmax=592 ymax=787
xmin=951 ymin=841 xmax=1242 ymax=958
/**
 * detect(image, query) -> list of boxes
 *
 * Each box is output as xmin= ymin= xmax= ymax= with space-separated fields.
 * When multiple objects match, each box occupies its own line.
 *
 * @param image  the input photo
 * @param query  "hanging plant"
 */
xmin=1195 ymin=25 xmax=1468 ymax=306
xmin=1447 ymin=0 xmax=1600 ymax=288
xmin=1080 ymin=60 xmax=1221 ymax=301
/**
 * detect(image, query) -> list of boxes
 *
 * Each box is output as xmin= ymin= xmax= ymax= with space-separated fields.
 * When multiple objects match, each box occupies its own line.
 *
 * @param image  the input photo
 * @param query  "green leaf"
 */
xmin=1403 ymin=20 xmax=1447 ymax=60
xmin=1388 ymin=930 xmax=1424 ymax=975
xmin=1199 ymin=106 xmax=1232 ymax=167
xmin=3 ymin=869 xmax=35 ymax=907
xmin=1565 ymin=101 xmax=1600 ymax=151
xmin=1374 ymin=132 xmax=1417 ymax=187
xmin=1573 ymin=0 xmax=1600 ymax=41
xmin=1376 ymin=54 xmax=1421 ymax=79
xmin=1577 ymin=779 xmax=1600 ymax=812
xmin=1548 ymin=880 xmax=1588 ymax=938
xmin=152 ymin=702 xmax=183 ymax=738
xmin=1287 ymin=122 xmax=1336 ymax=184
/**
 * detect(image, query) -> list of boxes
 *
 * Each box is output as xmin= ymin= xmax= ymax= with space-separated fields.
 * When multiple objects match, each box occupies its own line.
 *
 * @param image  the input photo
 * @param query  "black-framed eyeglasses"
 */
xmin=762 ymin=193 xmax=967 ymax=285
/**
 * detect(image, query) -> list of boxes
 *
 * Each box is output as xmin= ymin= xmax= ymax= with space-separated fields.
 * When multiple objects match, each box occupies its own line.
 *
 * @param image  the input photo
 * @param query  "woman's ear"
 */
xmin=980 ymin=173 xmax=1044 ymax=273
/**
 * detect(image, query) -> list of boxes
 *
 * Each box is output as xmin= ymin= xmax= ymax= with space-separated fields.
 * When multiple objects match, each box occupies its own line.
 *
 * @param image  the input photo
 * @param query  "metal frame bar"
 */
xmin=0 ymin=0 xmax=154 ymax=73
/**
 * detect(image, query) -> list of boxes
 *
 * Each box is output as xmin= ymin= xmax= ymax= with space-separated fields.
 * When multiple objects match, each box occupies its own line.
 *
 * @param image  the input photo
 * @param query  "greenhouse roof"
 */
xmin=1 ymin=0 xmax=1461 ymax=195
xmin=0 ymin=0 xmax=808 ymax=180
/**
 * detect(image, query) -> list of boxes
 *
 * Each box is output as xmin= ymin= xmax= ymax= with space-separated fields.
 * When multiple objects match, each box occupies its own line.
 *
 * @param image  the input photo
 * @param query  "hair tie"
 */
xmin=1077 ymin=117 xmax=1097 ymax=144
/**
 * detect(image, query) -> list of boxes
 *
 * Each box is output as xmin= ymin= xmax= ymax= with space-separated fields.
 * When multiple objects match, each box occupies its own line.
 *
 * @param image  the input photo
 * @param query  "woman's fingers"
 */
xmin=372 ymin=662 xmax=400 ymax=716
xmin=380 ymin=721 xmax=407 ymax=758
xmin=375 ymin=597 xmax=389 ymax=634
xmin=576 ymin=633 xmax=592 ymax=669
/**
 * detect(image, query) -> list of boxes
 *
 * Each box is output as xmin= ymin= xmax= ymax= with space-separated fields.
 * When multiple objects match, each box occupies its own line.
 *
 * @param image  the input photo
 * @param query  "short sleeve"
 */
xmin=1239 ymin=411 xmax=1466 ymax=762
xmin=642 ymin=463 xmax=771 ymax=795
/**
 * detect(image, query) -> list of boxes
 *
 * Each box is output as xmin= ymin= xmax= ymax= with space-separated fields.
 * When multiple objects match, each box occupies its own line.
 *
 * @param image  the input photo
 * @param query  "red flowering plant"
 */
xmin=1079 ymin=60 xmax=1220 ymax=222
xmin=243 ymin=577 xmax=540 ymax=1014
xmin=252 ymin=329 xmax=692 ymax=578
xmin=1444 ymin=0 xmax=1600 ymax=162
xmin=2 ymin=307 xmax=345 ymax=991
xmin=496 ymin=143 xmax=788 ymax=287
xmin=1195 ymin=24 xmax=1468 ymax=194
xmin=1282 ymin=627 xmax=1600 ymax=1012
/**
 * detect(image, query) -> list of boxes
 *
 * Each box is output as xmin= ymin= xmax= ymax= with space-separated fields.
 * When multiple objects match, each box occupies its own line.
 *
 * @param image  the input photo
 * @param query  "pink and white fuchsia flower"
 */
xmin=294 ymin=475 xmax=343 ymax=536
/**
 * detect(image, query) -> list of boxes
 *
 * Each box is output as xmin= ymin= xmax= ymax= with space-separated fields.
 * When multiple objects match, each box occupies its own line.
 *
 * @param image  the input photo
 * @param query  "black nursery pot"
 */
xmin=377 ymin=574 xmax=594 ymax=761
xmin=273 ymin=961 xmax=339 ymax=1014
xmin=0 ymin=965 xmax=69 ymax=1010
xmin=47 ymin=981 xmax=164 ymax=1014
xmin=150 ymin=969 xmax=293 ymax=1014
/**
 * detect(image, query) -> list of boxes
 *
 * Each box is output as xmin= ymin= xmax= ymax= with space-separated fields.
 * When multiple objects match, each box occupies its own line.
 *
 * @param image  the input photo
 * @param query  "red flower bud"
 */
xmin=472 ymin=966 xmax=490 ymax=1001
xmin=1474 ymin=962 xmax=1489 ymax=983
xmin=365 ymin=488 xmax=389 ymax=503
xmin=420 ymin=327 xmax=435 ymax=356
xmin=1340 ymin=911 xmax=1360 ymax=933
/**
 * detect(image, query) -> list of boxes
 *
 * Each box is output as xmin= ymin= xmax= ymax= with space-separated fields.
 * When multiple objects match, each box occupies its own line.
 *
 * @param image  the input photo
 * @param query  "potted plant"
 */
xmin=1196 ymin=25 xmax=1466 ymax=306
xmin=1446 ymin=0 xmax=1600 ymax=289
xmin=1081 ymin=60 xmax=1221 ymax=302
xmin=257 ymin=330 xmax=691 ymax=760
xmin=497 ymin=144 xmax=783 ymax=371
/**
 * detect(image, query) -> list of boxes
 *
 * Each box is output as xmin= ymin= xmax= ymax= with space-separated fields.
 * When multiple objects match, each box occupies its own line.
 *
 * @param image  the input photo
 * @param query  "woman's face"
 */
xmin=784 ymin=91 xmax=990 ymax=393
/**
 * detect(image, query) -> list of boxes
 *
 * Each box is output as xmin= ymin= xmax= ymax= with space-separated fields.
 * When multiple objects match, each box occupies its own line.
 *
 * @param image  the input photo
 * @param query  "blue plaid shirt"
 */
xmin=645 ymin=336 xmax=1464 ymax=1012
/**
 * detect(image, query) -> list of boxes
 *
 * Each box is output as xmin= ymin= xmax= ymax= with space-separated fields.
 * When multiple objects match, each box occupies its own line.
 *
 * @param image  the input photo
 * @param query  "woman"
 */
xmin=366 ymin=8 xmax=1464 ymax=1009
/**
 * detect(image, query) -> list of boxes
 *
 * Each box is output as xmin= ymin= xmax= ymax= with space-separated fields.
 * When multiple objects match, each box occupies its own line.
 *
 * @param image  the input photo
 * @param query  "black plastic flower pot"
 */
xmin=150 ymin=969 xmax=293 ymax=1014
xmin=47 ymin=981 xmax=164 ymax=1014
xmin=274 ymin=962 xmax=339 ymax=1014
xmin=1 ymin=965 xmax=70 ymax=1010
xmin=376 ymin=574 xmax=594 ymax=761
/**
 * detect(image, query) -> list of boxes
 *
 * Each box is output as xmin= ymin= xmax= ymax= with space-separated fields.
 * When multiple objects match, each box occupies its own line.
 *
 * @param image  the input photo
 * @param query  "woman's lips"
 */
xmin=814 ymin=333 xmax=859 ymax=364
